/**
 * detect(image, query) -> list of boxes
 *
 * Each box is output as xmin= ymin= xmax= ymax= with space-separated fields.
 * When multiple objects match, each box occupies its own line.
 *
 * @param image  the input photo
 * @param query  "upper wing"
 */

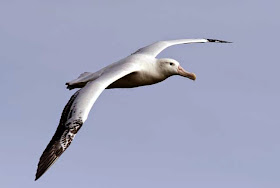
xmin=35 ymin=62 xmax=139 ymax=180
xmin=132 ymin=38 xmax=231 ymax=57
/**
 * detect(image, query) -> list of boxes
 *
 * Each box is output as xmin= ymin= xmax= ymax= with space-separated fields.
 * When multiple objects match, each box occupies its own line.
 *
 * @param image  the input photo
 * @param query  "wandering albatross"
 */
xmin=35 ymin=38 xmax=231 ymax=180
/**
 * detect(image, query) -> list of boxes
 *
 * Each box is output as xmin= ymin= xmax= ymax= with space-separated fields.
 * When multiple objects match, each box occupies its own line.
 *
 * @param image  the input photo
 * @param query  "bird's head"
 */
xmin=157 ymin=58 xmax=196 ymax=81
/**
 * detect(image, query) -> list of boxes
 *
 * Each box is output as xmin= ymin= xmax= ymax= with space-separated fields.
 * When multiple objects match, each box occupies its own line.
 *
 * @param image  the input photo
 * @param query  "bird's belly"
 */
xmin=107 ymin=72 xmax=163 ymax=89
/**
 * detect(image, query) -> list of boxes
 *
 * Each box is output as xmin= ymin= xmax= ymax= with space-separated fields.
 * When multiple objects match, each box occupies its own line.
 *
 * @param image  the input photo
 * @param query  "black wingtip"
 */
xmin=207 ymin=38 xmax=232 ymax=43
xmin=35 ymin=172 xmax=41 ymax=181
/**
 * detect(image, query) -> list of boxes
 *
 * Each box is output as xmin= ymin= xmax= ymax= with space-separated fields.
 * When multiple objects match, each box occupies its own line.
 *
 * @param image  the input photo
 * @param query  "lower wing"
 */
xmin=35 ymin=62 xmax=140 ymax=180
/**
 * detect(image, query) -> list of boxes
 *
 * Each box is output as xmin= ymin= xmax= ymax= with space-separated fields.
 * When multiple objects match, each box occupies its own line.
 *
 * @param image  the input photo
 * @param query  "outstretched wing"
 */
xmin=35 ymin=62 xmax=140 ymax=180
xmin=132 ymin=38 xmax=231 ymax=57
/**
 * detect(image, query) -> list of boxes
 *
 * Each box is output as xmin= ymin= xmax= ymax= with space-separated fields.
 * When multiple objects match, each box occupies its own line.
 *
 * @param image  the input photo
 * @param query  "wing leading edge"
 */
xmin=35 ymin=62 xmax=139 ymax=180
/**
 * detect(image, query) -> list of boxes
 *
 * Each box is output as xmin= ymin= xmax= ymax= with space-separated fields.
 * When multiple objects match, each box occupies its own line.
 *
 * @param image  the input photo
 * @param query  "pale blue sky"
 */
xmin=1 ymin=0 xmax=279 ymax=187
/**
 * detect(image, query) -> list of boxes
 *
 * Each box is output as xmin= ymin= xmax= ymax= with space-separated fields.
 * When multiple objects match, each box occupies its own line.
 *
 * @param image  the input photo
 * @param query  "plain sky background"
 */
xmin=1 ymin=0 xmax=279 ymax=187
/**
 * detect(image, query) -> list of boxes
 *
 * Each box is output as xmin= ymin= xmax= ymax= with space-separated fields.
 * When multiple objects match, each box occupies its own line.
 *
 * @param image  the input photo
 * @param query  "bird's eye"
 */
xmin=169 ymin=63 xmax=174 ymax=66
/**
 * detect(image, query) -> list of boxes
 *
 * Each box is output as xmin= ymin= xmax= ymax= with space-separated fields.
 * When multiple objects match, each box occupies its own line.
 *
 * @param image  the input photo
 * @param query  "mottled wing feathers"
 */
xmin=35 ymin=91 xmax=82 ymax=180
xmin=132 ymin=38 xmax=231 ymax=57
xmin=35 ymin=62 xmax=140 ymax=180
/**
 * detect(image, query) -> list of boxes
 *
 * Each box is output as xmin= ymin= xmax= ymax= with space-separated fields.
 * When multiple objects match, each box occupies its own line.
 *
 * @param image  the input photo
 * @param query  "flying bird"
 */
xmin=35 ymin=38 xmax=231 ymax=180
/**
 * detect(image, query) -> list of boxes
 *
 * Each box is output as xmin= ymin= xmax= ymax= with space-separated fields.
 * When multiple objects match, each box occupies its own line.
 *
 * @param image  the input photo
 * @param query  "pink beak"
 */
xmin=178 ymin=65 xmax=196 ymax=81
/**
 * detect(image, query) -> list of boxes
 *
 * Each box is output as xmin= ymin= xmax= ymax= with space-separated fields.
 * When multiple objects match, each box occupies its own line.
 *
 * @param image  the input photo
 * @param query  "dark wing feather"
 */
xmin=35 ymin=62 xmax=140 ymax=181
xmin=35 ymin=90 xmax=83 ymax=180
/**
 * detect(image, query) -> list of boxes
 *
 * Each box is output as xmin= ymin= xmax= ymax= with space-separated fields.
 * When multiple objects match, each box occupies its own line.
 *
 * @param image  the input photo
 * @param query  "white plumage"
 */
xmin=35 ymin=38 xmax=231 ymax=180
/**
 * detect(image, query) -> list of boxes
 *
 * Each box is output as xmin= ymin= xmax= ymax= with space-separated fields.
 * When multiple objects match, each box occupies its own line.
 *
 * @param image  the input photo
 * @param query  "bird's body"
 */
xmin=35 ymin=38 xmax=231 ymax=180
xmin=67 ymin=54 xmax=166 ymax=89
